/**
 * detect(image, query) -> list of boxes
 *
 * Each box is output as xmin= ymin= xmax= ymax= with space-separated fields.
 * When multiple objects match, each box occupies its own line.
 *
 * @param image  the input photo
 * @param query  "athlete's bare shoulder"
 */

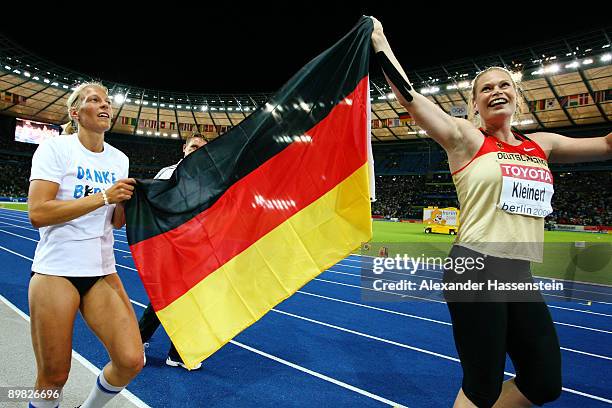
xmin=441 ymin=118 xmax=486 ymax=173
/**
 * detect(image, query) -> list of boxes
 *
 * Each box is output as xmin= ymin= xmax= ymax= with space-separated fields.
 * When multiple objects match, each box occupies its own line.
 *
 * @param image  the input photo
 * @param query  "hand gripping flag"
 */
xmin=125 ymin=17 xmax=374 ymax=369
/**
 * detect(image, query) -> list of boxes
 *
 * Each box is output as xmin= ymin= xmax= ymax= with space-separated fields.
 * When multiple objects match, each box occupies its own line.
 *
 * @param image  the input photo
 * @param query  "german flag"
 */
xmin=125 ymin=17 xmax=373 ymax=369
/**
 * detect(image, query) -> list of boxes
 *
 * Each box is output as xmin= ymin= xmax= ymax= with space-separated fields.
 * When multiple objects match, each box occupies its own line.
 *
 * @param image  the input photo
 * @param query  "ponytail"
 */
xmin=61 ymin=121 xmax=77 ymax=135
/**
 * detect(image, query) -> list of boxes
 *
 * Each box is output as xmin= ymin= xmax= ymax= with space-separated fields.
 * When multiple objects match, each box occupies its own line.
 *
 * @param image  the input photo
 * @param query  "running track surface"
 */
xmin=0 ymin=208 xmax=610 ymax=407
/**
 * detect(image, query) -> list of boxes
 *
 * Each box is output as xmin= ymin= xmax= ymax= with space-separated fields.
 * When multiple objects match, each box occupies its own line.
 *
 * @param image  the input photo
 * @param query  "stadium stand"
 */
xmin=1 ymin=113 xmax=610 ymax=226
xmin=0 ymin=115 xmax=184 ymax=197
xmin=0 ymin=29 xmax=610 ymax=226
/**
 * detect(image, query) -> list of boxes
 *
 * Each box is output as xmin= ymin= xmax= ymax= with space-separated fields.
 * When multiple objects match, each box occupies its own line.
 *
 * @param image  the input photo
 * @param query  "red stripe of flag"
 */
xmin=130 ymin=77 xmax=369 ymax=310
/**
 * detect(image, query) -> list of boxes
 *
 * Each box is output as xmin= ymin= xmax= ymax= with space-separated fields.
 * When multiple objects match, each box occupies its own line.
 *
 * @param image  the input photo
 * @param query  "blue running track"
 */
xmin=0 ymin=208 xmax=610 ymax=407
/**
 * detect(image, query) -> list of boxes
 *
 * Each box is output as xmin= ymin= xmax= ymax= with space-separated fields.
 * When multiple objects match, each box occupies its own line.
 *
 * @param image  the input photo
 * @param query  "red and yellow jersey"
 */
xmin=452 ymin=129 xmax=553 ymax=262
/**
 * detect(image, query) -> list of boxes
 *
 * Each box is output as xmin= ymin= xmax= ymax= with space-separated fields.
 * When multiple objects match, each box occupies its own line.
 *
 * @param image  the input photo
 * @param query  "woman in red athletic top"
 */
xmin=371 ymin=17 xmax=611 ymax=408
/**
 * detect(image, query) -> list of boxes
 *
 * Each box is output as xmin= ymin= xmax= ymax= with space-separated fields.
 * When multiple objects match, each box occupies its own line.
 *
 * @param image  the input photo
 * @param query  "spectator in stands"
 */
xmin=1 ymin=120 xmax=608 ymax=225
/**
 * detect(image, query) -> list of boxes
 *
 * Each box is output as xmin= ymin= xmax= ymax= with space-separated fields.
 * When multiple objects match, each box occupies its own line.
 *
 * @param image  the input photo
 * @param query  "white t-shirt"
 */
xmin=29 ymin=134 xmax=129 ymax=277
xmin=154 ymin=161 xmax=180 ymax=180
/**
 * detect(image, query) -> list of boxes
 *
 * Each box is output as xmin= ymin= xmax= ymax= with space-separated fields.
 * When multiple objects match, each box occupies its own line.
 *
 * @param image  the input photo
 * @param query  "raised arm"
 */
xmin=529 ymin=132 xmax=612 ymax=163
xmin=371 ymin=18 xmax=476 ymax=154
xmin=28 ymin=178 xmax=136 ymax=228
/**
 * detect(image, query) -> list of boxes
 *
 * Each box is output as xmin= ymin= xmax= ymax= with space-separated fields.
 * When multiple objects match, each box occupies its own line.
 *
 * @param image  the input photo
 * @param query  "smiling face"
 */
xmin=472 ymin=68 xmax=518 ymax=127
xmin=69 ymin=85 xmax=112 ymax=133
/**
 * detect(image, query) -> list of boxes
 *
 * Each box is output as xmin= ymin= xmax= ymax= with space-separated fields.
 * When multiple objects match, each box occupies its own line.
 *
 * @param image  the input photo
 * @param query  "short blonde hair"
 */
xmin=185 ymin=133 xmax=208 ymax=145
xmin=63 ymin=82 xmax=109 ymax=134
xmin=467 ymin=66 xmax=523 ymax=127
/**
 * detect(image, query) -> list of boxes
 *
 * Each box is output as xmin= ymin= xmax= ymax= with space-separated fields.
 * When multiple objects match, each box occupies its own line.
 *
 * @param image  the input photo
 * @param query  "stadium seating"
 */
xmin=0 ymin=115 xmax=610 ymax=226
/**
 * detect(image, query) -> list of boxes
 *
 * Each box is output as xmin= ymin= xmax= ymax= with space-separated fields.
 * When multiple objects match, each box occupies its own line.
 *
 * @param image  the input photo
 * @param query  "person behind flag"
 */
xmin=139 ymin=133 xmax=207 ymax=370
xmin=27 ymin=82 xmax=143 ymax=408
xmin=371 ymin=17 xmax=611 ymax=408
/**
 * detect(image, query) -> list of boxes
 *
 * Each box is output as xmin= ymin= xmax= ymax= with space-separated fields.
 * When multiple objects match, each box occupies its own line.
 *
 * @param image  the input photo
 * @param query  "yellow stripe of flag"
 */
xmin=157 ymin=164 xmax=372 ymax=368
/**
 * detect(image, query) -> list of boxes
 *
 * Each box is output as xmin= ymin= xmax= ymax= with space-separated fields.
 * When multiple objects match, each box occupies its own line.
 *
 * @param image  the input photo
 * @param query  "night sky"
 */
xmin=2 ymin=5 xmax=610 ymax=93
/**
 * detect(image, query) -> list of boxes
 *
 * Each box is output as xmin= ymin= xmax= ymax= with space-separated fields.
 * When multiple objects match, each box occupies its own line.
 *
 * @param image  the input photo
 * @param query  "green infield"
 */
xmin=0 ymin=206 xmax=609 ymax=285
xmin=365 ymin=221 xmax=612 ymax=286
xmin=0 ymin=202 xmax=28 ymax=211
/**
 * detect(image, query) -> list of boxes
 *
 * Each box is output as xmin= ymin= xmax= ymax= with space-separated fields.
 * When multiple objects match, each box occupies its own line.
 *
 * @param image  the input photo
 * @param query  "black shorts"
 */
xmin=443 ymin=245 xmax=562 ymax=407
xmin=31 ymin=272 xmax=104 ymax=297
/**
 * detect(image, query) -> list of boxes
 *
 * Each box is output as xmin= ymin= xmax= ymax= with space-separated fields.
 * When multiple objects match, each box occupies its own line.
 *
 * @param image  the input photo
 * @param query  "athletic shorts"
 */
xmin=443 ymin=245 xmax=562 ymax=407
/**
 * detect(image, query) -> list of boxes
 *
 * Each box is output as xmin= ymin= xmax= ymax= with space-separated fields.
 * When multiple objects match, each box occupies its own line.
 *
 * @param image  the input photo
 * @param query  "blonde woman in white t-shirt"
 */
xmin=27 ymin=83 xmax=142 ymax=408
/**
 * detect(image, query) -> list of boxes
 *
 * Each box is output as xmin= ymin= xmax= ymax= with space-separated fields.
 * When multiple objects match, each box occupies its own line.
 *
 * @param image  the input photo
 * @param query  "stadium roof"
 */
xmin=0 ymin=11 xmax=610 ymax=142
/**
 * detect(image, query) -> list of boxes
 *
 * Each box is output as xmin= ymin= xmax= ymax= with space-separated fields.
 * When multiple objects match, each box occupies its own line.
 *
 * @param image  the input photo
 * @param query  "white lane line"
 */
xmin=0 ymin=245 xmax=404 ymax=406
xmin=122 ymin=263 xmax=612 ymax=346
xmin=337 ymin=259 xmax=612 ymax=298
xmin=1 ymin=208 xmax=607 ymax=294
xmin=546 ymin=305 xmax=612 ymax=318
xmin=327 ymin=267 xmax=612 ymax=315
xmin=272 ymin=309 xmax=459 ymax=362
xmin=269 ymin=308 xmax=612 ymax=403
xmin=127 ymin=296 xmax=405 ymax=406
xmin=327 ymin=264 xmax=612 ymax=306
xmin=0 ymin=225 xmax=605 ymax=308
xmin=229 ymin=340 xmax=407 ymax=407
xmin=296 ymin=290 xmax=452 ymax=326
xmin=560 ymin=347 xmax=612 ymax=361
xmin=345 ymin=253 xmax=612 ymax=289
xmin=0 ymin=245 xmax=34 ymax=262
xmin=314 ymin=277 xmax=446 ymax=304
xmin=0 ymin=228 xmax=38 ymax=243
xmin=1 ymin=226 xmax=610 ymax=335
xmin=554 ymin=322 xmax=612 ymax=335
xmin=4 ymin=244 xmax=610 ymax=359
xmin=276 ymin=300 xmax=612 ymax=362
xmin=321 ymin=270 xmax=612 ymax=334
xmin=0 ymin=245 xmax=610 ymax=404
xmin=334 ymin=262 xmax=442 ymax=282
xmin=0 ymin=224 xmax=131 ymax=254
xmin=0 ymin=220 xmax=38 ymax=232
xmin=129 ymin=299 xmax=148 ymax=308
xmin=294 ymin=291 xmax=612 ymax=360
xmin=0 ymin=294 xmax=151 ymax=408
xmin=0 ymin=214 xmax=128 ymax=241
